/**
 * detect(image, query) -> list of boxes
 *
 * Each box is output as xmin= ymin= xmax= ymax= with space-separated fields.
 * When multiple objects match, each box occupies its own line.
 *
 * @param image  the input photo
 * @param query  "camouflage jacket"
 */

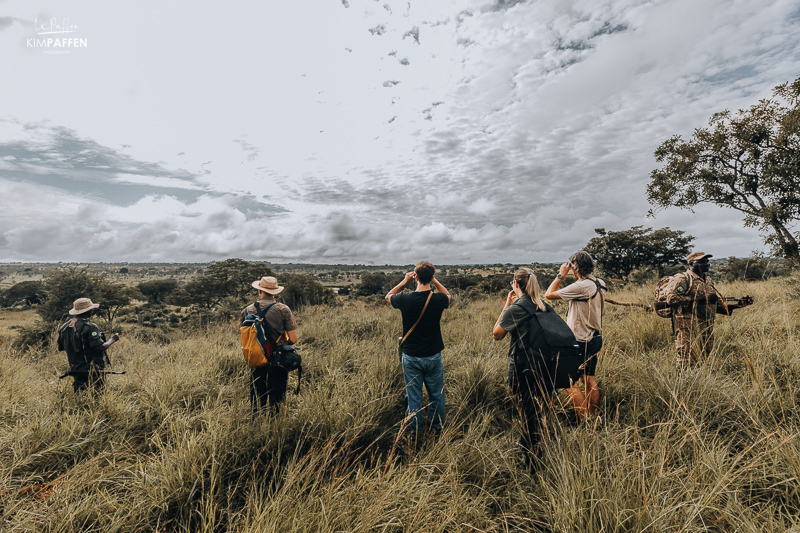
xmin=665 ymin=270 xmax=727 ymax=319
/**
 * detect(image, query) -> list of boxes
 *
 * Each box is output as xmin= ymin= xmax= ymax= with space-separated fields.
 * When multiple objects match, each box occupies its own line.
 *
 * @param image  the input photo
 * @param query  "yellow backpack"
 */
xmin=240 ymin=302 xmax=277 ymax=369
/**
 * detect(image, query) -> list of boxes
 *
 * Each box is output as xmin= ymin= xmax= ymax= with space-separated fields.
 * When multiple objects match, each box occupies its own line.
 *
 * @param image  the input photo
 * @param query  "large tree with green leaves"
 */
xmin=584 ymin=226 xmax=694 ymax=279
xmin=137 ymin=279 xmax=179 ymax=304
xmin=40 ymin=267 xmax=135 ymax=328
xmin=648 ymin=77 xmax=800 ymax=267
xmin=184 ymin=259 xmax=275 ymax=308
xmin=0 ymin=281 xmax=46 ymax=307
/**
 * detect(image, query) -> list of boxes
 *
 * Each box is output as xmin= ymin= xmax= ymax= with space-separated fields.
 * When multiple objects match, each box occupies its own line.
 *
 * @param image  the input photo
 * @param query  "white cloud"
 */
xmin=0 ymin=0 xmax=797 ymax=263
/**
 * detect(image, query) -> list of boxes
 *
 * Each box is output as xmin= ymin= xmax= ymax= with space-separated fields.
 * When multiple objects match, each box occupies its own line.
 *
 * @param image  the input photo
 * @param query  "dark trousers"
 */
xmin=577 ymin=334 xmax=603 ymax=376
xmin=250 ymin=365 xmax=288 ymax=412
xmin=508 ymin=361 xmax=547 ymax=455
xmin=72 ymin=366 xmax=106 ymax=393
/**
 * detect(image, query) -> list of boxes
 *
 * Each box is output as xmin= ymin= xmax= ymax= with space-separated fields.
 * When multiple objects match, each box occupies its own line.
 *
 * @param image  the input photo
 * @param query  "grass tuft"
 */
xmin=0 ymin=279 xmax=798 ymax=531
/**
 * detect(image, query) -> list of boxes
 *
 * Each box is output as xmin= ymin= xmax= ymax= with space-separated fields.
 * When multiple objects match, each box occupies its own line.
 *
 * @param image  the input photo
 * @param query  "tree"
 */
xmin=356 ymin=272 xmax=390 ymax=296
xmin=39 ymin=267 xmax=134 ymax=328
xmin=648 ymin=77 xmax=800 ymax=268
xmin=0 ymin=281 xmax=46 ymax=307
xmin=184 ymin=259 xmax=275 ymax=308
xmin=138 ymin=279 xmax=179 ymax=304
xmin=584 ymin=226 xmax=694 ymax=279
xmin=716 ymin=255 xmax=786 ymax=282
xmin=281 ymin=274 xmax=336 ymax=308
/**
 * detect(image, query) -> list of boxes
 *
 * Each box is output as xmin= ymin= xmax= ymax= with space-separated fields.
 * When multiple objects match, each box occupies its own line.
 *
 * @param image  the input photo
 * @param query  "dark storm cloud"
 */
xmin=487 ymin=0 xmax=528 ymax=12
xmin=300 ymin=177 xmax=404 ymax=209
xmin=324 ymin=212 xmax=370 ymax=242
xmin=0 ymin=121 xmax=208 ymax=205
xmin=0 ymin=170 xmax=205 ymax=206
xmin=230 ymin=194 xmax=287 ymax=220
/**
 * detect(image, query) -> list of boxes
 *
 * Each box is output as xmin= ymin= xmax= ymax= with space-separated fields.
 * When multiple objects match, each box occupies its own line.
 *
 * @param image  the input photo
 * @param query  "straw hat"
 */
xmin=69 ymin=297 xmax=100 ymax=315
xmin=251 ymin=276 xmax=284 ymax=295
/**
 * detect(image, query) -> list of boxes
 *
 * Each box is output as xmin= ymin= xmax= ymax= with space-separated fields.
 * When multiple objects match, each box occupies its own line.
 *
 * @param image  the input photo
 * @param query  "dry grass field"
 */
xmin=0 ymin=274 xmax=798 ymax=532
xmin=0 ymin=308 xmax=37 ymax=338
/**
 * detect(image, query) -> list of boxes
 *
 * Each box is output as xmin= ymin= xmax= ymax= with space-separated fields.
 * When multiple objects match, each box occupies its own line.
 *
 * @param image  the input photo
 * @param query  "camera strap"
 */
xmin=400 ymin=291 xmax=433 ymax=345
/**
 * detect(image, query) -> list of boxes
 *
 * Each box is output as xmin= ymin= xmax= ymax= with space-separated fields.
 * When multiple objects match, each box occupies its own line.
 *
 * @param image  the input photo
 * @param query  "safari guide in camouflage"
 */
xmin=57 ymin=297 xmax=120 ymax=392
xmin=657 ymin=252 xmax=753 ymax=368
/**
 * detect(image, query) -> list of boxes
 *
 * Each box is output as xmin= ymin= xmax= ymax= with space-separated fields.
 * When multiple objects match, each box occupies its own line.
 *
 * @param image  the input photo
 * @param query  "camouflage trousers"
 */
xmin=674 ymin=315 xmax=715 ymax=369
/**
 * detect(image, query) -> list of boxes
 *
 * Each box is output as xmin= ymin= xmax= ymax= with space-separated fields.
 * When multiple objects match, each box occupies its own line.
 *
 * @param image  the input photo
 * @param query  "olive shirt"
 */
xmin=240 ymin=297 xmax=297 ymax=346
xmin=57 ymin=318 xmax=106 ymax=372
xmin=556 ymin=276 xmax=605 ymax=342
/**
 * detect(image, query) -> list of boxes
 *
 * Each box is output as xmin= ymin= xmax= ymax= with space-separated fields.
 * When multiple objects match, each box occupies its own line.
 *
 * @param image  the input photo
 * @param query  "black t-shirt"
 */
xmin=391 ymin=290 xmax=449 ymax=358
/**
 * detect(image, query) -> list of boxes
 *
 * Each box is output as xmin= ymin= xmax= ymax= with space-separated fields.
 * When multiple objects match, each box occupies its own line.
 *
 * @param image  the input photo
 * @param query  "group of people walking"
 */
xmin=56 ymin=250 xmax=752 ymax=458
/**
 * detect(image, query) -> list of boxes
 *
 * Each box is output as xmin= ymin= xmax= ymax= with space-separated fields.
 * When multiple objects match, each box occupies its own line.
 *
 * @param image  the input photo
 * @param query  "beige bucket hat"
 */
xmin=251 ymin=276 xmax=284 ymax=295
xmin=69 ymin=297 xmax=100 ymax=315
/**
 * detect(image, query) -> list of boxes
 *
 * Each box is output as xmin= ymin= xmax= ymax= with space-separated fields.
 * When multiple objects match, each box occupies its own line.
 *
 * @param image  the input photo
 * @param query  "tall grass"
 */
xmin=1 ymin=278 xmax=798 ymax=531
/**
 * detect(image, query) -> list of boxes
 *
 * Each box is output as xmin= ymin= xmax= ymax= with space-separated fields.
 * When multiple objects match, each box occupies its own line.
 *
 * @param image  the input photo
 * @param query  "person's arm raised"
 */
xmin=545 ymin=262 xmax=571 ymax=300
xmin=385 ymin=271 xmax=416 ymax=303
xmin=493 ymin=290 xmax=517 ymax=340
xmin=431 ymin=276 xmax=450 ymax=302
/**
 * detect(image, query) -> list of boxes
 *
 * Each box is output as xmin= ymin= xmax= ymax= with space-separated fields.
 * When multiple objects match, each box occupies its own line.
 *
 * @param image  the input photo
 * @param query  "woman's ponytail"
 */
xmin=514 ymin=268 xmax=546 ymax=312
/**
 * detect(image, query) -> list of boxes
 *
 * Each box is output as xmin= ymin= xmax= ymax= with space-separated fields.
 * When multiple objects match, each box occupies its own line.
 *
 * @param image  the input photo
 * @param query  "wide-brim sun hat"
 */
xmin=251 ymin=276 xmax=284 ymax=295
xmin=69 ymin=297 xmax=100 ymax=315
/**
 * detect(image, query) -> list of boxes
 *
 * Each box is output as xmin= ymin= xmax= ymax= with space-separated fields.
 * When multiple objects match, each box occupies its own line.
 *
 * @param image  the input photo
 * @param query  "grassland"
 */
xmin=1 ymin=276 xmax=798 ymax=532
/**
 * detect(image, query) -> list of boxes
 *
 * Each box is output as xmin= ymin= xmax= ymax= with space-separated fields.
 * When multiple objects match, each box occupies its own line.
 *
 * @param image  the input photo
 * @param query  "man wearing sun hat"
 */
xmin=239 ymin=276 xmax=298 ymax=413
xmin=662 ymin=252 xmax=753 ymax=368
xmin=57 ymin=297 xmax=120 ymax=392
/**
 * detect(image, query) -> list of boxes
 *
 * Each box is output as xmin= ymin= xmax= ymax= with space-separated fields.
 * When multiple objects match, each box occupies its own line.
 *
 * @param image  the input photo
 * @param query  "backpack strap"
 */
xmin=516 ymin=298 xmax=538 ymax=317
xmin=515 ymin=298 xmax=548 ymax=348
xmin=254 ymin=302 xmax=280 ymax=344
xmin=573 ymin=278 xmax=606 ymax=302
xmin=73 ymin=319 xmax=90 ymax=362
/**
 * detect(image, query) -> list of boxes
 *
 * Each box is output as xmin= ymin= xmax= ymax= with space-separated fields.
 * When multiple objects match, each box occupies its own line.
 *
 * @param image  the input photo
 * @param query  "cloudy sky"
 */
xmin=1 ymin=0 xmax=798 ymax=265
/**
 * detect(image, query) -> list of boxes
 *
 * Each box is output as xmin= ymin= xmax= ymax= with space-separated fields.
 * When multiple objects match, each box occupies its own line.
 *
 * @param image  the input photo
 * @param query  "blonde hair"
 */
xmin=514 ymin=267 xmax=546 ymax=311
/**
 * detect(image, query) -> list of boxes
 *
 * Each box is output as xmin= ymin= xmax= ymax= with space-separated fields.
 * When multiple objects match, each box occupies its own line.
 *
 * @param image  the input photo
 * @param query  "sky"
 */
xmin=1 ymin=0 xmax=799 ymax=265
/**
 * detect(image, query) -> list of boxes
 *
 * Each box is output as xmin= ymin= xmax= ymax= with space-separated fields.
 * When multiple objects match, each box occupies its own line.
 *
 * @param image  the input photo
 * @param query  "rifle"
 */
xmin=59 ymin=370 xmax=126 ymax=379
xmin=605 ymin=298 xmax=653 ymax=312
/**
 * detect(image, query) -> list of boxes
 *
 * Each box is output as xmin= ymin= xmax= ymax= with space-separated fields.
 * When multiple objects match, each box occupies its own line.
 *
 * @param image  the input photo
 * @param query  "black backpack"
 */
xmin=516 ymin=299 xmax=582 ymax=391
xmin=252 ymin=302 xmax=303 ymax=394
xmin=58 ymin=319 xmax=107 ymax=368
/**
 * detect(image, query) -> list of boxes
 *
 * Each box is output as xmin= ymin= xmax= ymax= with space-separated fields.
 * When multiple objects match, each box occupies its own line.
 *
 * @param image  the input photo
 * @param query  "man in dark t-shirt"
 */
xmin=386 ymin=261 xmax=450 ymax=433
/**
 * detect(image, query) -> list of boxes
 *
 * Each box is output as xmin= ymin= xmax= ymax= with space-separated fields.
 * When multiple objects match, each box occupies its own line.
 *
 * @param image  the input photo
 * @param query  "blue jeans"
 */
xmin=402 ymin=352 xmax=445 ymax=431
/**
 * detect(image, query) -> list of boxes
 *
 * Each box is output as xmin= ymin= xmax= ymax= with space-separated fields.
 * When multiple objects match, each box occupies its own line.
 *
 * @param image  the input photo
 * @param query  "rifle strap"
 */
xmin=400 ymin=291 xmax=433 ymax=345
